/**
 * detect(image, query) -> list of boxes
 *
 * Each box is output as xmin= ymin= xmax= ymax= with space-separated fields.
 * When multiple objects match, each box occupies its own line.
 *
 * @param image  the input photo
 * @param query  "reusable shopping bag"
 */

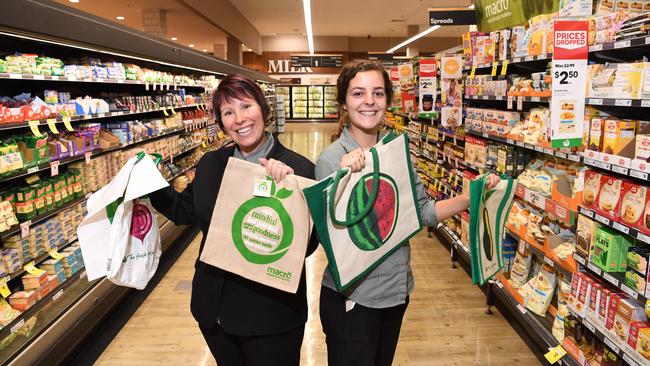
xmin=78 ymin=153 xmax=168 ymax=289
xmin=469 ymin=174 xmax=516 ymax=285
xmin=302 ymin=132 xmax=422 ymax=291
xmin=200 ymin=158 xmax=315 ymax=293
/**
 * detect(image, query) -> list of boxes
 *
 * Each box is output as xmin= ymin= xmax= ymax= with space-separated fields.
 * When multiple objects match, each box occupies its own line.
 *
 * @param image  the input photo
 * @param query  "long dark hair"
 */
xmin=212 ymin=74 xmax=270 ymax=130
xmin=331 ymin=60 xmax=393 ymax=142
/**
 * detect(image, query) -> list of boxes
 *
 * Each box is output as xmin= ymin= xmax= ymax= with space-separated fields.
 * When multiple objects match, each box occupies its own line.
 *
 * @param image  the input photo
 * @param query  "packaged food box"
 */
xmin=576 ymin=274 xmax=593 ymax=317
xmin=612 ymin=298 xmax=647 ymax=342
xmin=601 ymin=119 xmax=637 ymax=156
xmin=47 ymin=274 xmax=59 ymax=288
xmin=591 ymin=226 xmax=631 ymax=272
xmin=605 ymin=292 xmax=629 ymax=332
xmin=595 ymin=175 xmax=624 ymax=220
xmin=582 ymin=170 xmax=604 ymax=209
xmin=637 ymin=327 xmax=650 ymax=360
xmin=632 ymin=133 xmax=650 ymax=173
xmin=21 ymin=271 xmax=49 ymax=290
xmin=620 ymin=181 xmax=649 ymax=232
xmin=41 ymin=258 xmax=64 ymax=275
xmin=8 ymin=290 xmax=36 ymax=311
xmin=628 ymin=321 xmax=650 ymax=351
xmin=612 ymin=62 xmax=645 ymax=99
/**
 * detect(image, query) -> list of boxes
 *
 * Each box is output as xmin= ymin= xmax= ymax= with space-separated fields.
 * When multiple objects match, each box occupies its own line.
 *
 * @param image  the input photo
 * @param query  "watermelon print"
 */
xmin=346 ymin=173 xmax=399 ymax=251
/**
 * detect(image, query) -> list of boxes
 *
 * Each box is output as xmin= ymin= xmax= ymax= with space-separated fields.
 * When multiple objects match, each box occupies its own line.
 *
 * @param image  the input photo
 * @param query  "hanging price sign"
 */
xmin=551 ymin=20 xmax=588 ymax=149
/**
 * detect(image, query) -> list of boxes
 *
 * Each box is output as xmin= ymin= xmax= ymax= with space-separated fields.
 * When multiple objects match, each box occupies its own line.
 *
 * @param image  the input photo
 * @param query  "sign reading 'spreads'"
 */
xmin=200 ymin=158 xmax=315 ymax=293
xmin=551 ymin=20 xmax=588 ymax=149
xmin=428 ymin=7 xmax=476 ymax=26
xmin=473 ymin=0 xmax=559 ymax=32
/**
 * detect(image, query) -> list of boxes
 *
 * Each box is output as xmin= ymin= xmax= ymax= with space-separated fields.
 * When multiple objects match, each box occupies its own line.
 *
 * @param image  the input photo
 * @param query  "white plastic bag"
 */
xmin=78 ymin=154 xmax=168 ymax=289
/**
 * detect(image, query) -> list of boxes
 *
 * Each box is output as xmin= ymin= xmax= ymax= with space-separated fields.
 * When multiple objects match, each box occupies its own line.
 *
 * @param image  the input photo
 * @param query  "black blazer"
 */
xmin=149 ymin=139 xmax=318 ymax=336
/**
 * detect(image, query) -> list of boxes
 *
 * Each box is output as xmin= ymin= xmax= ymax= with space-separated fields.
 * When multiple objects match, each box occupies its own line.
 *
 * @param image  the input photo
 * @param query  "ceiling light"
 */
xmin=116 ymin=16 xmax=125 ymax=20
xmin=188 ymin=44 xmax=194 ymax=48
xmin=468 ymin=4 xmax=475 ymax=9
xmin=303 ymin=0 xmax=314 ymax=54
xmin=386 ymin=25 xmax=441 ymax=53
xmin=171 ymin=37 xmax=177 ymax=41
xmin=248 ymin=49 xmax=252 ymax=52
xmin=69 ymin=0 xmax=79 ymax=3
xmin=202 ymin=49 xmax=207 ymax=52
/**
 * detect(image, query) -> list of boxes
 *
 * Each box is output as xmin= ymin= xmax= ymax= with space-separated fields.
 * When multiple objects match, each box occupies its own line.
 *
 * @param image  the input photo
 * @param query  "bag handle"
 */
xmin=135 ymin=151 xmax=163 ymax=166
xmin=328 ymin=147 xmax=380 ymax=226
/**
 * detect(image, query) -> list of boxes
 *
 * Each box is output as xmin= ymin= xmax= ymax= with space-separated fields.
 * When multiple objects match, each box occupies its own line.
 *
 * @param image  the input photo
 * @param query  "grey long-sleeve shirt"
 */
xmin=315 ymin=126 xmax=438 ymax=309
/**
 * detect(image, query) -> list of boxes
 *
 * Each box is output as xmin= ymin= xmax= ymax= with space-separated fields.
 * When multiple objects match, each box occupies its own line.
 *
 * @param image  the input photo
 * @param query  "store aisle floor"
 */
xmin=94 ymin=123 xmax=542 ymax=366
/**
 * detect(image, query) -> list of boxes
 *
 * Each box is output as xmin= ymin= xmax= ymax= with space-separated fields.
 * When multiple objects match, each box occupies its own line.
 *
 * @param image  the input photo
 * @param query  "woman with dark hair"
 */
xmin=316 ymin=60 xmax=499 ymax=366
xmin=148 ymin=74 xmax=318 ymax=366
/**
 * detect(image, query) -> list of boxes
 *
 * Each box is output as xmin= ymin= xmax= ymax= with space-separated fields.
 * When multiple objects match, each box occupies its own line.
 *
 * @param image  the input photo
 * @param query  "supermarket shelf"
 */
xmin=436 ymin=223 xmax=470 ymax=263
xmin=5 ymin=235 xmax=78 ymax=281
xmin=466 ymin=130 xmax=583 ymax=163
xmin=0 ymin=72 xmax=206 ymax=89
xmin=0 ymin=103 xmax=206 ymax=132
xmin=586 ymin=98 xmax=650 ymax=108
xmin=582 ymin=157 xmax=649 ymax=183
xmin=166 ymin=163 xmax=198 ymax=182
xmin=505 ymin=228 xmax=575 ymax=279
xmin=0 ymin=196 xmax=85 ymax=240
xmin=464 ymin=95 xmax=550 ymax=103
xmin=462 ymin=35 xmax=650 ymax=71
xmin=514 ymin=183 xmax=576 ymax=224
xmin=0 ymin=127 xmax=188 ymax=185
xmin=0 ymin=266 xmax=88 ymax=343
xmin=578 ymin=206 xmax=650 ymax=246
xmin=568 ymin=310 xmax=650 ymax=366
xmin=161 ymin=143 xmax=202 ymax=164
xmin=491 ymin=279 xmax=582 ymax=366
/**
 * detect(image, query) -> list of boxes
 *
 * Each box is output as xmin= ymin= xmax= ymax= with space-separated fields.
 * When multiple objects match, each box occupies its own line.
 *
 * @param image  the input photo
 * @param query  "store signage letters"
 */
xmin=268 ymin=60 xmax=313 ymax=74
xmin=428 ymin=8 xmax=476 ymax=26
xmin=473 ymin=0 xmax=559 ymax=32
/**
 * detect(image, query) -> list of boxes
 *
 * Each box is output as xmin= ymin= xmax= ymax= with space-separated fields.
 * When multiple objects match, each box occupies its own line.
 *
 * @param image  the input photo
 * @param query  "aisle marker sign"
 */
xmin=551 ymin=20 xmax=588 ymax=149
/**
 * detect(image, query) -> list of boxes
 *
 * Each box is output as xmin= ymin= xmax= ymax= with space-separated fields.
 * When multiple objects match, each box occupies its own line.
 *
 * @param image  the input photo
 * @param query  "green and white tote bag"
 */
xmin=200 ymin=158 xmax=315 ymax=293
xmin=469 ymin=174 xmax=516 ymax=285
xmin=303 ymin=133 xmax=422 ymax=291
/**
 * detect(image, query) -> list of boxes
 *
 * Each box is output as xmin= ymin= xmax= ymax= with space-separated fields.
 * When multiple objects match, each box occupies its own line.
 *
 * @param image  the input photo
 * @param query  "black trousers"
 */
xmin=320 ymin=285 xmax=409 ymax=366
xmin=199 ymin=322 xmax=304 ymax=366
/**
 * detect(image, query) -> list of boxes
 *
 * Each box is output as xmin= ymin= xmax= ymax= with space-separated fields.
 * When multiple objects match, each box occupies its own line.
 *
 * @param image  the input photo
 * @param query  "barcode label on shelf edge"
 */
xmin=611 ymin=165 xmax=628 ymax=175
xmin=52 ymin=289 xmax=64 ymax=302
xmin=590 ymin=98 xmax=603 ymax=105
xmin=641 ymin=100 xmax=650 ymax=108
xmin=612 ymin=222 xmax=630 ymax=235
xmin=615 ymin=99 xmax=632 ymax=107
xmin=603 ymin=336 xmax=619 ymax=353
xmin=496 ymin=280 xmax=504 ymax=288
xmin=588 ymin=262 xmax=602 ymax=275
xmin=10 ymin=319 xmax=25 ymax=334
xmin=603 ymin=272 xmax=619 ymax=286
xmin=621 ymin=284 xmax=639 ymax=299
xmin=595 ymin=214 xmax=611 ymax=226
xmin=638 ymin=232 xmax=650 ymax=245
xmin=583 ymin=319 xmax=596 ymax=333
xmin=615 ymin=40 xmax=631 ymax=49
xmin=27 ymin=167 xmax=39 ymax=174
xmin=630 ymin=170 xmax=649 ymax=180
xmin=573 ymin=255 xmax=586 ymax=265
xmin=591 ymin=44 xmax=604 ymax=51
xmin=568 ymin=155 xmax=581 ymax=162
xmin=516 ymin=304 xmax=527 ymax=314
xmin=556 ymin=152 xmax=568 ymax=158
xmin=623 ymin=353 xmax=639 ymax=366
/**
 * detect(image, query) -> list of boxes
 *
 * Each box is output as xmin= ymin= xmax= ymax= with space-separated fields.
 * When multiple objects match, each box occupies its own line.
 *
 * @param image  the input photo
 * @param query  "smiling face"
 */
xmin=220 ymin=97 xmax=267 ymax=154
xmin=345 ymin=70 xmax=387 ymax=134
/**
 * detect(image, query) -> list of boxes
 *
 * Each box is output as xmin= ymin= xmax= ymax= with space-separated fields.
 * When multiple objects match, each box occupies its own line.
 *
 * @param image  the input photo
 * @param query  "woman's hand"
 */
xmin=260 ymin=158 xmax=294 ymax=183
xmin=484 ymin=173 xmax=500 ymax=190
xmin=339 ymin=148 xmax=366 ymax=172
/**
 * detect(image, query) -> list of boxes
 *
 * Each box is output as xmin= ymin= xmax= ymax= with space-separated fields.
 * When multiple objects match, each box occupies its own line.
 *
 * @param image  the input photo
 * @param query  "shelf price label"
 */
xmin=491 ymin=62 xmax=498 ymax=76
xmin=46 ymin=118 xmax=59 ymax=134
xmin=63 ymin=116 xmax=74 ymax=131
xmin=50 ymin=161 xmax=60 ymax=176
xmin=20 ymin=221 xmax=31 ymax=239
xmin=24 ymin=261 xmax=46 ymax=276
xmin=0 ymin=277 xmax=11 ymax=298
xmin=544 ymin=345 xmax=567 ymax=364
xmin=49 ymin=250 xmax=65 ymax=260
xmin=162 ymin=107 xmax=169 ymax=117
xmin=500 ymin=60 xmax=508 ymax=76
xmin=551 ymin=20 xmax=588 ymax=149
xmin=28 ymin=120 xmax=42 ymax=137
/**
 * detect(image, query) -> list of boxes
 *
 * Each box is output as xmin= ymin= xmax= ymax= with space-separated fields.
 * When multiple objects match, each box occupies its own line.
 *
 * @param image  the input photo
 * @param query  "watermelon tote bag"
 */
xmin=303 ymin=133 xmax=422 ymax=291
xmin=468 ymin=174 xmax=516 ymax=285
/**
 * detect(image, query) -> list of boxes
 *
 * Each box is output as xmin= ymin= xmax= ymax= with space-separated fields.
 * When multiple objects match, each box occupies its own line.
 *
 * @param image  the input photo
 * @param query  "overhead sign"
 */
xmin=473 ymin=0 xmax=559 ymax=32
xmin=368 ymin=53 xmax=401 ymax=67
xmin=551 ymin=20 xmax=589 ymax=149
xmin=428 ymin=7 xmax=476 ymax=26
xmin=291 ymin=54 xmax=342 ymax=68
xmin=268 ymin=60 xmax=313 ymax=74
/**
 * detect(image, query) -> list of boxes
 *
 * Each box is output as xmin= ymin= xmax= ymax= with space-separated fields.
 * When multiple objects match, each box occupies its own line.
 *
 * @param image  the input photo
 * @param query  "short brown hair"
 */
xmin=212 ymin=74 xmax=270 ymax=129
xmin=332 ymin=60 xmax=393 ymax=141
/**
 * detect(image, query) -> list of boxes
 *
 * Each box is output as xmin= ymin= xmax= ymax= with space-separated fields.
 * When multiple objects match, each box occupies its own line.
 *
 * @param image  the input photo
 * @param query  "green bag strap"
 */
xmin=135 ymin=151 xmax=163 ymax=166
xmin=328 ymin=147 xmax=380 ymax=226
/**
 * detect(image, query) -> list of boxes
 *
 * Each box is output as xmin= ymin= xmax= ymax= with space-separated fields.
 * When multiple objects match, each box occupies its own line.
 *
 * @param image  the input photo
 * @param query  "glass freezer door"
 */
xmin=291 ymin=86 xmax=308 ymax=119
xmin=324 ymin=86 xmax=339 ymax=119
xmin=308 ymin=86 xmax=324 ymax=119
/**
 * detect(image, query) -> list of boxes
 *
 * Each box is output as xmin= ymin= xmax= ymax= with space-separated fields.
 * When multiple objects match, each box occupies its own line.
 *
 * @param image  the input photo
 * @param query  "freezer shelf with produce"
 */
xmin=308 ymin=86 xmax=324 ymax=118
xmin=324 ymin=86 xmax=339 ymax=119
xmin=291 ymin=86 xmax=308 ymax=119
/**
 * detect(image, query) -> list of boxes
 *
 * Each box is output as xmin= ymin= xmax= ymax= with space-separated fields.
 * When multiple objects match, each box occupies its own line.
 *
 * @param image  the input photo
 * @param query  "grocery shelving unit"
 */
xmin=278 ymin=84 xmax=339 ymax=122
xmin=0 ymin=1 xmax=275 ymax=365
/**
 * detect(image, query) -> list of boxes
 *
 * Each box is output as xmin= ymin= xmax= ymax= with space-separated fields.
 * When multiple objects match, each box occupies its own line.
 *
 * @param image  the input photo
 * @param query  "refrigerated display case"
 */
xmin=324 ymin=86 xmax=339 ymax=119
xmin=308 ymin=86 xmax=324 ymax=119
xmin=279 ymin=85 xmax=338 ymax=121
xmin=291 ymin=86 xmax=308 ymax=119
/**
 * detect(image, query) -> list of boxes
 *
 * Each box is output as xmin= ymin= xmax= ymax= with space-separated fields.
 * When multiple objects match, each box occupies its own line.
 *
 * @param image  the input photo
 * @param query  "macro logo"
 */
xmin=231 ymin=179 xmax=294 ymax=264
xmin=266 ymin=267 xmax=292 ymax=281
xmin=485 ymin=0 xmax=509 ymax=18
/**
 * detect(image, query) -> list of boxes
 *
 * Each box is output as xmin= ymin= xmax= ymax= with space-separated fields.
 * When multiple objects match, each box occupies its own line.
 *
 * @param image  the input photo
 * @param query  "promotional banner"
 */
xmin=429 ymin=7 xmax=477 ymax=26
xmin=551 ymin=20 xmax=588 ymax=149
xmin=559 ymin=0 xmax=592 ymax=17
xmin=473 ymin=0 xmax=559 ymax=32
xmin=441 ymin=56 xmax=463 ymax=79
xmin=389 ymin=66 xmax=402 ymax=111
xmin=418 ymin=58 xmax=437 ymax=118
xmin=398 ymin=63 xmax=416 ymax=113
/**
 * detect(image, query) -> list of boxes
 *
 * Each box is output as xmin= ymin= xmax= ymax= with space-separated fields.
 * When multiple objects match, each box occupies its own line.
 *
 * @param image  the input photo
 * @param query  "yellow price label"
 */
xmin=0 ymin=277 xmax=10 ymax=298
xmin=201 ymin=142 xmax=207 ymax=148
xmin=196 ymin=104 xmax=201 ymax=111
xmin=50 ymin=250 xmax=64 ymax=260
xmin=47 ymin=118 xmax=59 ymax=134
xmin=24 ymin=261 xmax=46 ymax=276
xmin=491 ymin=62 xmax=499 ymax=77
xmin=454 ymin=175 xmax=460 ymax=186
xmin=469 ymin=66 xmax=476 ymax=78
xmin=544 ymin=345 xmax=567 ymax=364
xmin=162 ymin=107 xmax=169 ymax=117
xmin=28 ymin=120 xmax=43 ymax=137
xmin=218 ymin=131 xmax=225 ymax=139
xmin=63 ymin=116 xmax=74 ymax=131
xmin=501 ymin=60 xmax=509 ymax=76
xmin=170 ymin=106 xmax=176 ymax=115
